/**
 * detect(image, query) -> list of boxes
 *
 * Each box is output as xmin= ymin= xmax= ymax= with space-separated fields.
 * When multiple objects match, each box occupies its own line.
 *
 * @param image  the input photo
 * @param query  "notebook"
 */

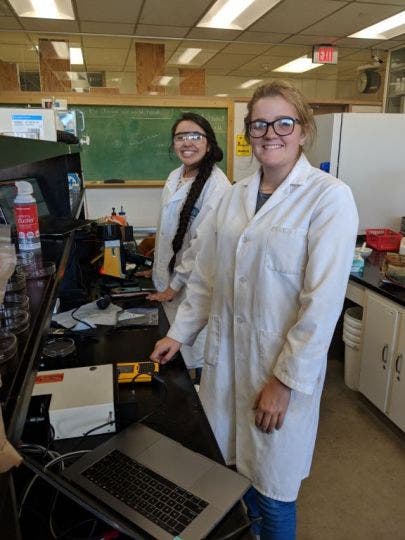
xmin=62 ymin=422 xmax=250 ymax=540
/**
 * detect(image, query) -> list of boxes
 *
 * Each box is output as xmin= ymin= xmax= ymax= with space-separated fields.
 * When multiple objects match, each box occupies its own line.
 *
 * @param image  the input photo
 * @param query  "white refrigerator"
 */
xmin=306 ymin=113 xmax=405 ymax=234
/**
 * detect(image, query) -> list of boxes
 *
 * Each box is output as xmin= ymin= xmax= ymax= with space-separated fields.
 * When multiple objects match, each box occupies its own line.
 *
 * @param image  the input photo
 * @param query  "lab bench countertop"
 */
xmin=349 ymin=250 xmax=405 ymax=307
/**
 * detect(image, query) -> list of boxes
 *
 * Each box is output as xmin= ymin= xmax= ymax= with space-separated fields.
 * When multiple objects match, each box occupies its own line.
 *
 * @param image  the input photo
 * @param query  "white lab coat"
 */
xmin=168 ymin=154 xmax=358 ymax=500
xmin=153 ymin=164 xmax=230 ymax=368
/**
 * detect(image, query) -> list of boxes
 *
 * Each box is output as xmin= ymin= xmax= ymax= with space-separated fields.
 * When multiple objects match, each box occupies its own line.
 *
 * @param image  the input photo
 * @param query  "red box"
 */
xmin=366 ymin=229 xmax=402 ymax=251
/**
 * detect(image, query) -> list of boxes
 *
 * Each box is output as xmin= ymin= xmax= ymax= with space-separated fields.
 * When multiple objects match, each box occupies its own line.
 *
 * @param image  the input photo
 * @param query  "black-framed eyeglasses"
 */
xmin=173 ymin=131 xmax=207 ymax=143
xmin=247 ymin=117 xmax=301 ymax=138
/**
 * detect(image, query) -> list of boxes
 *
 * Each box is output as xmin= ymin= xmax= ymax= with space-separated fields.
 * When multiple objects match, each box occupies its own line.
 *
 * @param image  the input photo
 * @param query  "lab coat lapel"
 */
xmin=163 ymin=166 xmax=191 ymax=205
xmin=252 ymin=154 xmax=312 ymax=221
xmin=243 ymin=171 xmax=261 ymax=221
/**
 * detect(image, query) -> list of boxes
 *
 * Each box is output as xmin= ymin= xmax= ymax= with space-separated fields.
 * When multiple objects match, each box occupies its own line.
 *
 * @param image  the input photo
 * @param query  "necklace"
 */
xmin=259 ymin=172 xmax=274 ymax=194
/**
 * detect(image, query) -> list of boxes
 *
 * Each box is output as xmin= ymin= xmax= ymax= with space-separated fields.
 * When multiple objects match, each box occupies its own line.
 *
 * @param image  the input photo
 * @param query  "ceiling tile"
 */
xmin=139 ymin=0 xmax=211 ymax=26
xmin=85 ymin=48 xmax=128 ymax=65
xmin=203 ymin=53 xmax=257 ymax=70
xmin=355 ymin=0 xmax=405 ymax=4
xmin=81 ymin=36 xmax=132 ymax=49
xmin=248 ymin=0 xmax=348 ymax=34
xmin=302 ymin=2 xmax=405 ymax=37
xmin=19 ymin=19 xmax=80 ymax=32
xmin=221 ymin=42 xmax=272 ymax=55
xmin=76 ymin=0 xmax=143 ymax=23
xmin=186 ymin=27 xmax=241 ymax=40
xmin=0 ymin=44 xmax=37 ymax=62
xmin=282 ymin=34 xmax=340 ymax=46
xmin=0 ymin=0 xmax=12 ymax=16
xmin=334 ymin=36 xmax=387 ymax=47
xmin=85 ymin=64 xmax=123 ymax=72
xmin=1 ymin=31 xmax=31 ymax=44
xmin=135 ymin=24 xmax=189 ymax=38
xmin=0 ymin=16 xmax=21 ymax=29
xmin=266 ymin=44 xmax=312 ymax=57
xmin=235 ymin=31 xmax=291 ymax=44
xmin=80 ymin=21 xmax=135 ymax=34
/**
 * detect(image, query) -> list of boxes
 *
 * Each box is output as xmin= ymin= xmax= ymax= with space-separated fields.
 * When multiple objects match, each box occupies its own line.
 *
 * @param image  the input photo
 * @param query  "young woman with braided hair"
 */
xmin=146 ymin=112 xmax=230 ymax=371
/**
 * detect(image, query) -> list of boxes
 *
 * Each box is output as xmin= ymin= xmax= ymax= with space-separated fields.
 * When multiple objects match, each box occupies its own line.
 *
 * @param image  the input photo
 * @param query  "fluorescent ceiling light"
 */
xmin=216 ymin=93 xmax=229 ymax=97
xmin=349 ymin=10 xmax=405 ymax=39
xmin=177 ymin=48 xmax=202 ymax=64
xmin=158 ymin=76 xmax=173 ymax=86
xmin=198 ymin=0 xmax=281 ymax=30
xmin=9 ymin=0 xmax=75 ymax=19
xmin=240 ymin=79 xmax=262 ymax=89
xmin=273 ymin=56 xmax=322 ymax=73
xmin=70 ymin=47 xmax=84 ymax=65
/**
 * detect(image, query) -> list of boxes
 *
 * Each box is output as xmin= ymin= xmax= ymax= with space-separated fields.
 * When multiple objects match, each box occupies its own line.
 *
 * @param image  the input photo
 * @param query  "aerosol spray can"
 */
xmin=14 ymin=180 xmax=41 ymax=251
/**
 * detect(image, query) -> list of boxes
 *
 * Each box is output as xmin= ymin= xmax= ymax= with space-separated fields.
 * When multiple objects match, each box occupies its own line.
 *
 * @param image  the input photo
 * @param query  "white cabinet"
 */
xmin=387 ymin=315 xmax=405 ymax=431
xmin=359 ymin=291 xmax=405 ymax=431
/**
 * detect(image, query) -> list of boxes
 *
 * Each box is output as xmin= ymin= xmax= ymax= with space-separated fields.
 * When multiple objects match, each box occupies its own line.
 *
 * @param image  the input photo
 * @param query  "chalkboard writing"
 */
xmin=74 ymin=105 xmax=228 ymax=181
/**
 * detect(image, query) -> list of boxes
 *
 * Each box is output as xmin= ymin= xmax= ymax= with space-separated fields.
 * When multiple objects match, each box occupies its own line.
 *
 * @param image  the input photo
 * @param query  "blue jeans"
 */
xmin=243 ymin=486 xmax=296 ymax=540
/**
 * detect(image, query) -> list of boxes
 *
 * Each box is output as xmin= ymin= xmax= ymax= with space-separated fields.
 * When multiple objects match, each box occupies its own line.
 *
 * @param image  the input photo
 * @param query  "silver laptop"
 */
xmin=63 ymin=423 xmax=250 ymax=540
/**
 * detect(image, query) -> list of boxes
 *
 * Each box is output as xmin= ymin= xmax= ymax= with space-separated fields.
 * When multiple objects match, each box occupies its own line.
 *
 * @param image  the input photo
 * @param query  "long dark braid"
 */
xmin=168 ymin=112 xmax=223 ymax=273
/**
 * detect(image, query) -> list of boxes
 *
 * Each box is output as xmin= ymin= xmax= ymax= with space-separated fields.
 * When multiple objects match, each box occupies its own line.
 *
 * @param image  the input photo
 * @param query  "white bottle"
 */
xmin=14 ymin=180 xmax=41 ymax=251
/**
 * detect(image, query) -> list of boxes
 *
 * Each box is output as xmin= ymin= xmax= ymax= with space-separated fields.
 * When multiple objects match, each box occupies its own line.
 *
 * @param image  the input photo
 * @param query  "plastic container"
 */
xmin=0 ymin=329 xmax=17 ymax=366
xmin=366 ymin=229 xmax=402 ymax=252
xmin=3 ymin=293 xmax=29 ymax=310
xmin=6 ymin=270 xmax=26 ymax=293
xmin=14 ymin=180 xmax=41 ymax=251
xmin=24 ymin=261 xmax=56 ymax=279
xmin=0 ymin=307 xmax=30 ymax=334
xmin=42 ymin=337 xmax=76 ymax=358
xmin=343 ymin=307 xmax=363 ymax=391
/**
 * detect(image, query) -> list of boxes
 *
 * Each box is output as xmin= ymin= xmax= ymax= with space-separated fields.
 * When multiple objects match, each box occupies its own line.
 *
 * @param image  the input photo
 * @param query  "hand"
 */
xmin=147 ymin=287 xmax=177 ymax=302
xmin=150 ymin=337 xmax=181 ymax=365
xmin=253 ymin=376 xmax=291 ymax=433
xmin=134 ymin=269 xmax=152 ymax=278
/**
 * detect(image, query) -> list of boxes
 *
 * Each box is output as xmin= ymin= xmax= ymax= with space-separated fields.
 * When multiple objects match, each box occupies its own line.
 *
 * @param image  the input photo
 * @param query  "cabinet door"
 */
xmin=387 ymin=314 xmax=405 ymax=431
xmin=359 ymin=293 xmax=398 ymax=411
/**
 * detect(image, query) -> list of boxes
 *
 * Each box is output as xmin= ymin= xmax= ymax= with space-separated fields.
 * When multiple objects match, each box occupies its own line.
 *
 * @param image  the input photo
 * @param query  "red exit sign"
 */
xmin=312 ymin=45 xmax=338 ymax=64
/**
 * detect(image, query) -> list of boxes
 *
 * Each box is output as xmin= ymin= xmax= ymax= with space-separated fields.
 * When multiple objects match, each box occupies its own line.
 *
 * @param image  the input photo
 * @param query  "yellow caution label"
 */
xmin=236 ymin=134 xmax=251 ymax=157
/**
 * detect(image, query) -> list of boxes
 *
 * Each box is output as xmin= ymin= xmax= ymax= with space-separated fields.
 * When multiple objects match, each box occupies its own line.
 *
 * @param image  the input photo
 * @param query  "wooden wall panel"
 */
xmin=0 ymin=60 xmax=19 ymax=91
xmin=135 ymin=43 xmax=165 ymax=95
xmin=89 ymin=87 xmax=120 ymax=94
xmin=179 ymin=68 xmax=205 ymax=96
xmin=39 ymin=39 xmax=71 ymax=92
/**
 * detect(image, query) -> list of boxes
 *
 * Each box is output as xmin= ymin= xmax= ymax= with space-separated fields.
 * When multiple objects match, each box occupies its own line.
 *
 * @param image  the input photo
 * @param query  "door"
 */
xmin=359 ymin=293 xmax=398 ymax=412
xmin=387 ymin=313 xmax=405 ymax=431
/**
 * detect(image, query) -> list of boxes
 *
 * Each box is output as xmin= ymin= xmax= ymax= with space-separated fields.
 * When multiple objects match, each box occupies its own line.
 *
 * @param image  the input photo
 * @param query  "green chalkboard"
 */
xmin=74 ymin=105 xmax=228 ymax=181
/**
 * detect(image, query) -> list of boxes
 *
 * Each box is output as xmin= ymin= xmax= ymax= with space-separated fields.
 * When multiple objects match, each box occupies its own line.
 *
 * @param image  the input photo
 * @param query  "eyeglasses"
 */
xmin=247 ymin=117 xmax=301 ymax=138
xmin=173 ymin=131 xmax=207 ymax=143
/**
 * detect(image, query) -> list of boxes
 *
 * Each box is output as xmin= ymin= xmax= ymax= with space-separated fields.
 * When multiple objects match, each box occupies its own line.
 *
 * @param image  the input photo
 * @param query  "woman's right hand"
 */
xmin=134 ymin=269 xmax=153 ymax=278
xmin=150 ymin=337 xmax=181 ymax=365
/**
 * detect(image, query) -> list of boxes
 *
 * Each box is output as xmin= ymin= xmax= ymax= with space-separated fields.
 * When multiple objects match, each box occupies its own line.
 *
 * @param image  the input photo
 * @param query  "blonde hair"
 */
xmin=244 ymin=80 xmax=316 ymax=148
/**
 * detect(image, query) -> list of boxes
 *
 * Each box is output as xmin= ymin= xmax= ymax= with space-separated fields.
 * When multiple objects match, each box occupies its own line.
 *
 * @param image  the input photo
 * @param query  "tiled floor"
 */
xmin=298 ymin=357 xmax=405 ymax=540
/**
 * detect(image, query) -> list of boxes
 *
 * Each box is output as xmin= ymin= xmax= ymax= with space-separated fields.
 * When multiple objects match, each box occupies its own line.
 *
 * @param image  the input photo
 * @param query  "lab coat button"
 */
xmin=242 ymin=236 xmax=249 ymax=243
xmin=236 ymin=316 xmax=244 ymax=323
xmin=239 ymin=276 xmax=247 ymax=283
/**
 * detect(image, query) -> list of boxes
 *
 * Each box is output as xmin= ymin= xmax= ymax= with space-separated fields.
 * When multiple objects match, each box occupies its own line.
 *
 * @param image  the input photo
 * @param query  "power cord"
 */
xmin=19 ymin=450 xmax=91 ymax=518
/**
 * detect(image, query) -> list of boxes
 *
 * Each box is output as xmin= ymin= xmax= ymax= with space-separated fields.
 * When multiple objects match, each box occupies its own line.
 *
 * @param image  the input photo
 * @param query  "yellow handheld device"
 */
xmin=117 ymin=361 xmax=159 ymax=384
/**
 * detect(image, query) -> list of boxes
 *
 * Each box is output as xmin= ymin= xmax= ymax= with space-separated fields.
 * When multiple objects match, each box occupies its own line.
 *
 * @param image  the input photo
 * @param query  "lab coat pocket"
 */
xmin=204 ymin=314 xmax=221 ymax=367
xmin=258 ymin=330 xmax=285 ymax=380
xmin=265 ymin=226 xmax=307 ymax=275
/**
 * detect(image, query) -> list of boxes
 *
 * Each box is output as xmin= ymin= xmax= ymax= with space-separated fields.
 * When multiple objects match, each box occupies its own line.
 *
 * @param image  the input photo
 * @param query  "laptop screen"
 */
xmin=0 ymin=178 xmax=49 ymax=225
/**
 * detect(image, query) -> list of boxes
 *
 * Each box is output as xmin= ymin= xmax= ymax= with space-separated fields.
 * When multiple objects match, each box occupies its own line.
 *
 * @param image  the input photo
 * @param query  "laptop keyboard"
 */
xmin=82 ymin=449 xmax=209 ymax=536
